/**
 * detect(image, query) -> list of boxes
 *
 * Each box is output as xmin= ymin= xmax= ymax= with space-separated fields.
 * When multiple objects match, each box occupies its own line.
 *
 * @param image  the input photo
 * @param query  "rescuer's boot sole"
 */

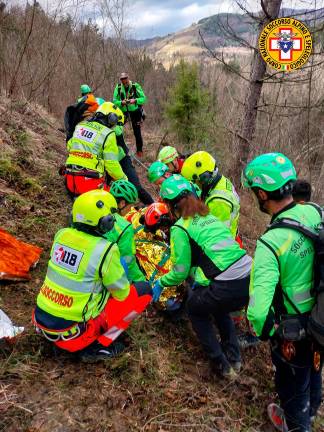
xmin=79 ymin=341 xmax=126 ymax=363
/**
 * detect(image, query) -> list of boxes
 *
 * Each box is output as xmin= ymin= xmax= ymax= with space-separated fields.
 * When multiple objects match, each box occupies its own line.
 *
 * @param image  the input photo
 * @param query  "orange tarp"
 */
xmin=0 ymin=228 xmax=42 ymax=281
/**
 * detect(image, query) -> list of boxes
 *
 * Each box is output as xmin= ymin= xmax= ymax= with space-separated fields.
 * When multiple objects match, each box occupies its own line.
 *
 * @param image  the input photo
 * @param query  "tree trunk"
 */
xmin=234 ymin=0 xmax=282 ymax=183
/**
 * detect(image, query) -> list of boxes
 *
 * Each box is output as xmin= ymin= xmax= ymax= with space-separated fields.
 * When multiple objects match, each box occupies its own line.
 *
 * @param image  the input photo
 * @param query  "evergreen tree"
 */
xmin=164 ymin=60 xmax=212 ymax=151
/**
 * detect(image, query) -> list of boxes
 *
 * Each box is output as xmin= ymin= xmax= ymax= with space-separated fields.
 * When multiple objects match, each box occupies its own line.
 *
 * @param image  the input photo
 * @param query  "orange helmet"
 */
xmin=144 ymin=203 xmax=172 ymax=232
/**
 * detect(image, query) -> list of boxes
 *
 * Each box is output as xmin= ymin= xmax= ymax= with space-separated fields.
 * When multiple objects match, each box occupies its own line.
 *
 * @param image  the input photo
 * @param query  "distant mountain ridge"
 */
xmin=131 ymin=8 xmax=324 ymax=67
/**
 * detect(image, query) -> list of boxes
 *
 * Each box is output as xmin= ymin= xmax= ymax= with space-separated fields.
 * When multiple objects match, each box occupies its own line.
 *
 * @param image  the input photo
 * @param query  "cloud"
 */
xmin=11 ymin=0 xmax=324 ymax=40
xmin=128 ymin=0 xmax=237 ymax=38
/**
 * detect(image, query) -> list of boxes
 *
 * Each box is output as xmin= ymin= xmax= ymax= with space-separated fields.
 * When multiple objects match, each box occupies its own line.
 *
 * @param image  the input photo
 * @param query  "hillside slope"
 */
xmin=0 ymin=101 xmax=323 ymax=431
xmin=142 ymin=9 xmax=324 ymax=67
xmin=145 ymin=14 xmax=253 ymax=67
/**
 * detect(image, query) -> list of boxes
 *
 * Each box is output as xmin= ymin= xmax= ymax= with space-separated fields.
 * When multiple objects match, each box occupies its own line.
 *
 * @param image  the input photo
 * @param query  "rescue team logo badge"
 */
xmin=52 ymin=244 xmax=83 ymax=274
xmin=75 ymin=126 xmax=97 ymax=142
xmin=259 ymin=18 xmax=312 ymax=72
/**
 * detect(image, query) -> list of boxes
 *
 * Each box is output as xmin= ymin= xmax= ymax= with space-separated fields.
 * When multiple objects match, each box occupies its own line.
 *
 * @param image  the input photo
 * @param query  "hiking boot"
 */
xmin=267 ymin=403 xmax=288 ymax=432
xmin=238 ymin=332 xmax=260 ymax=350
xmin=79 ymin=341 xmax=126 ymax=363
xmin=211 ymin=356 xmax=237 ymax=379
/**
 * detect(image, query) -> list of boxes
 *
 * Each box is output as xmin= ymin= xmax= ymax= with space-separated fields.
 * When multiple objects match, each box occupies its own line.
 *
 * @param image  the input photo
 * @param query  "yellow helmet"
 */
xmin=72 ymin=190 xmax=118 ymax=234
xmin=97 ymin=101 xmax=125 ymax=125
xmin=181 ymin=151 xmax=217 ymax=184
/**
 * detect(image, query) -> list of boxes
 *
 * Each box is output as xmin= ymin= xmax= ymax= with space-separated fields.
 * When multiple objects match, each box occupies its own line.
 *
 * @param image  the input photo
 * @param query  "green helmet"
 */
xmin=158 ymin=146 xmax=179 ymax=164
xmin=96 ymin=97 xmax=105 ymax=106
xmin=147 ymin=161 xmax=169 ymax=183
xmin=160 ymin=174 xmax=193 ymax=201
xmin=80 ymin=84 xmax=92 ymax=95
xmin=242 ymin=152 xmax=297 ymax=192
xmin=110 ymin=180 xmax=138 ymax=204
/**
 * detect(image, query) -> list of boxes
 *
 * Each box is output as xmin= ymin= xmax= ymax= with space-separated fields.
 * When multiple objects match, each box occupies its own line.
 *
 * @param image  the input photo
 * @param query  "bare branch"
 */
xmin=8 ymin=0 xmax=37 ymax=96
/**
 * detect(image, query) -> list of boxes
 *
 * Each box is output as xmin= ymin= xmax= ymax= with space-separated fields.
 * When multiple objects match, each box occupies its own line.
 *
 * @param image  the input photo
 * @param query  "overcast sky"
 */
xmin=12 ymin=0 xmax=322 ymax=39
xmin=127 ymin=0 xmax=236 ymax=38
xmin=124 ymin=0 xmax=320 ymax=39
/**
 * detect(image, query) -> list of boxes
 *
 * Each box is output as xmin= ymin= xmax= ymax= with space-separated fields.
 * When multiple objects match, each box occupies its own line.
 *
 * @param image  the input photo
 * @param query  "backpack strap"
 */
xmin=305 ymin=202 xmax=323 ymax=219
xmin=266 ymin=218 xmax=318 ymax=242
xmin=265 ymin=217 xmax=320 ymax=316
xmin=116 ymin=223 xmax=132 ymax=245
xmin=99 ymin=241 xmax=116 ymax=279
xmin=118 ymin=83 xmax=122 ymax=100
xmin=132 ymin=83 xmax=138 ymax=99
xmin=173 ymin=224 xmax=223 ymax=279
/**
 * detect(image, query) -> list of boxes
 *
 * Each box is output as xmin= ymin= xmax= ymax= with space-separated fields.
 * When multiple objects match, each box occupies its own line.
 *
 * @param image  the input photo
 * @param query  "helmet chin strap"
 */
xmin=200 ymin=167 xmax=221 ymax=199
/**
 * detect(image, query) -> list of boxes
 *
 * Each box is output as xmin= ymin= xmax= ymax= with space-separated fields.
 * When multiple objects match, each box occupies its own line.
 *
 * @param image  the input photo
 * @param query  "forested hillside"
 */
xmin=0 ymin=1 xmax=324 ymax=431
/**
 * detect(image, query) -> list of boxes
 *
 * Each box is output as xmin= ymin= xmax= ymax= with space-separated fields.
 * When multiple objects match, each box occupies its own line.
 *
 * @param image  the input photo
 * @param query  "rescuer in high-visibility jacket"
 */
xmin=64 ymin=104 xmax=127 ymax=197
xmin=33 ymin=190 xmax=152 ymax=362
xmin=105 ymin=180 xmax=146 ymax=283
xmin=243 ymin=153 xmax=323 ymax=432
xmin=152 ymin=175 xmax=251 ymax=378
xmin=113 ymin=72 xmax=147 ymax=157
xmin=181 ymin=151 xmax=240 ymax=239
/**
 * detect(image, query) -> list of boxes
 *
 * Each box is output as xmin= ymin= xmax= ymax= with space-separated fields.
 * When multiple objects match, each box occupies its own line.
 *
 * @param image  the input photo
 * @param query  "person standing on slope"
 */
xmin=113 ymin=72 xmax=147 ymax=158
xmin=243 ymin=153 xmax=323 ymax=432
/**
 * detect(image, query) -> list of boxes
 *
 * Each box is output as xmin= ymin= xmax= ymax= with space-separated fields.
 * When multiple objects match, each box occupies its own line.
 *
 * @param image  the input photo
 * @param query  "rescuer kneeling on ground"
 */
xmin=33 ymin=190 xmax=152 ymax=362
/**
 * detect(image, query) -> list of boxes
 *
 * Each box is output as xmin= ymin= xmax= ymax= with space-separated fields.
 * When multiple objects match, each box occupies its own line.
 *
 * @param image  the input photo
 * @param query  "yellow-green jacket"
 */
xmin=247 ymin=203 xmax=322 ymax=339
xmin=104 ymin=214 xmax=146 ymax=283
xmin=160 ymin=213 xmax=248 ymax=288
xmin=113 ymin=81 xmax=147 ymax=113
xmin=37 ymin=228 xmax=130 ymax=323
xmin=66 ymin=120 xmax=126 ymax=180
xmin=205 ymin=175 xmax=240 ymax=238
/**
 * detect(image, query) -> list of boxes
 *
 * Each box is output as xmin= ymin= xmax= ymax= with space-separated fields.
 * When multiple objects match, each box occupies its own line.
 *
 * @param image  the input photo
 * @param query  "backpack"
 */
xmin=118 ymin=82 xmax=138 ymax=100
xmin=267 ymin=212 xmax=324 ymax=348
xmin=117 ymin=83 xmax=146 ymax=121
xmin=64 ymin=101 xmax=90 ymax=142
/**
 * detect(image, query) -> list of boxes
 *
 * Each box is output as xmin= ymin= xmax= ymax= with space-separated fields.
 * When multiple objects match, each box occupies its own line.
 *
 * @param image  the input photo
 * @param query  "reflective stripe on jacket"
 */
xmin=104 ymin=214 xmax=146 ymax=283
xmin=205 ymin=175 xmax=240 ymax=238
xmin=160 ymin=213 xmax=247 ymax=287
xmin=37 ymin=227 xmax=130 ymax=322
xmin=66 ymin=120 xmax=125 ymax=180
xmin=247 ymin=202 xmax=322 ymax=339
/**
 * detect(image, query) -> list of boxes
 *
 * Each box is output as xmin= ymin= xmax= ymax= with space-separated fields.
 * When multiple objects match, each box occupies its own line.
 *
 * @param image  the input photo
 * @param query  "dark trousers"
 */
xmin=271 ymin=338 xmax=323 ymax=432
xmin=120 ymin=155 xmax=153 ymax=205
xmin=186 ymin=276 xmax=250 ymax=363
xmin=129 ymin=108 xmax=143 ymax=152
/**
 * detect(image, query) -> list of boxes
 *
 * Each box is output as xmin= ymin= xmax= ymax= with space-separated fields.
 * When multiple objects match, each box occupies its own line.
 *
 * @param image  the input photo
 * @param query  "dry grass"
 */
xmin=0 ymin=101 xmax=323 ymax=432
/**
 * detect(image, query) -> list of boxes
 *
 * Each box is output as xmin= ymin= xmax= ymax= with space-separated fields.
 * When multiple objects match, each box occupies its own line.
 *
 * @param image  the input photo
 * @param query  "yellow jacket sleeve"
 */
xmin=101 ymin=243 xmax=130 ymax=301
xmin=102 ymin=132 xmax=127 ymax=180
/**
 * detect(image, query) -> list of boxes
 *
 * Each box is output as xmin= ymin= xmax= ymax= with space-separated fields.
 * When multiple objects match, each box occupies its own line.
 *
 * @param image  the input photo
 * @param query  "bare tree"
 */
xmin=234 ymin=0 xmax=282 ymax=175
xmin=199 ymin=0 xmax=324 ymax=193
